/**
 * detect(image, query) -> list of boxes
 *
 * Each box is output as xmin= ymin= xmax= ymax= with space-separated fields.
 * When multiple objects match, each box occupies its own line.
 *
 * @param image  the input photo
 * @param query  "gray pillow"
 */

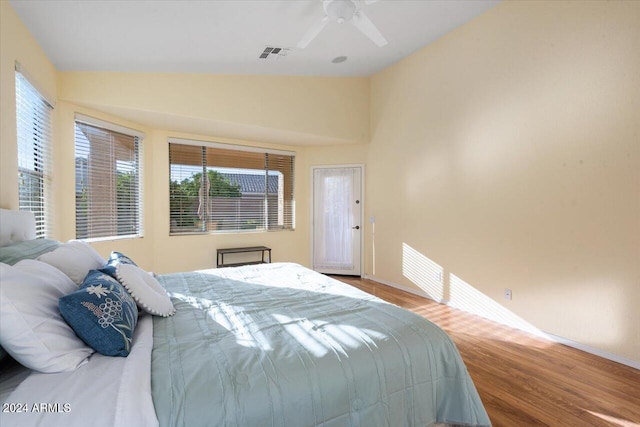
xmin=0 ymin=239 xmax=59 ymax=265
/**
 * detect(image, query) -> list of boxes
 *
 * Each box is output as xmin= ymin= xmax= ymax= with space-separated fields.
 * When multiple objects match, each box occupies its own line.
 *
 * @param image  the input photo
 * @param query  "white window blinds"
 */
xmin=169 ymin=139 xmax=295 ymax=234
xmin=16 ymin=68 xmax=53 ymax=238
xmin=75 ymin=116 xmax=144 ymax=240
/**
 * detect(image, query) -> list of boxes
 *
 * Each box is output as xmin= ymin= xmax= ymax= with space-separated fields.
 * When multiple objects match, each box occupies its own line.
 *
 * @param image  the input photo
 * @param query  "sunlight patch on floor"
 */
xmin=587 ymin=411 xmax=640 ymax=427
xmin=399 ymin=243 xmax=555 ymax=347
xmin=449 ymin=273 xmax=548 ymax=340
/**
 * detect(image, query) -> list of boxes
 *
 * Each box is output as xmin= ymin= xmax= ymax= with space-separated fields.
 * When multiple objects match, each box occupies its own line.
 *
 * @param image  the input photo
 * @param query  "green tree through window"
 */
xmin=170 ymin=170 xmax=241 ymax=230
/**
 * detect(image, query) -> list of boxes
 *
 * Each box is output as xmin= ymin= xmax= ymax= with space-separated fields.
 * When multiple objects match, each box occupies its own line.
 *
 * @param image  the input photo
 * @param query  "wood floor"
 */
xmin=332 ymin=276 xmax=640 ymax=427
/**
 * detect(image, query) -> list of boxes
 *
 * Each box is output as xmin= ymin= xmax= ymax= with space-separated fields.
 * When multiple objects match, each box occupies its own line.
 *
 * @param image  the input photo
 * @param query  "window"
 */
xmin=169 ymin=139 xmax=295 ymax=234
xmin=74 ymin=115 xmax=143 ymax=240
xmin=16 ymin=66 xmax=53 ymax=238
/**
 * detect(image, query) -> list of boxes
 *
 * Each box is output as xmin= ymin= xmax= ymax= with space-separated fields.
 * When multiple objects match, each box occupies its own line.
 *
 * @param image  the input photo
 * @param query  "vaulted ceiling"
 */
xmin=10 ymin=0 xmax=499 ymax=77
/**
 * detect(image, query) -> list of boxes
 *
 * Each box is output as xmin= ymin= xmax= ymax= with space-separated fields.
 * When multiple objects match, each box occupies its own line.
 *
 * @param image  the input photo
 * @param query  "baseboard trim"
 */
xmin=544 ymin=333 xmax=640 ymax=370
xmin=363 ymin=274 xmax=640 ymax=371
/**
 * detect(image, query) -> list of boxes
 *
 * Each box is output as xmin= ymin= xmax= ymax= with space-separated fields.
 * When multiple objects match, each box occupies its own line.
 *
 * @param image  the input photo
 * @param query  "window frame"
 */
xmin=168 ymin=138 xmax=295 ymax=235
xmin=15 ymin=64 xmax=54 ymax=239
xmin=74 ymin=114 xmax=144 ymax=241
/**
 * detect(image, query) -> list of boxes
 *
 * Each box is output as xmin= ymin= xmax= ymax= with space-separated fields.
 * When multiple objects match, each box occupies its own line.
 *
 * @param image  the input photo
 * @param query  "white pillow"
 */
xmin=0 ymin=260 xmax=94 ymax=373
xmin=38 ymin=240 xmax=106 ymax=285
xmin=115 ymin=264 xmax=175 ymax=317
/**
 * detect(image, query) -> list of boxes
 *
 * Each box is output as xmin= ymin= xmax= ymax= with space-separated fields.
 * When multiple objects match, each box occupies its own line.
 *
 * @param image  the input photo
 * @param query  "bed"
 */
xmin=0 ymin=209 xmax=490 ymax=427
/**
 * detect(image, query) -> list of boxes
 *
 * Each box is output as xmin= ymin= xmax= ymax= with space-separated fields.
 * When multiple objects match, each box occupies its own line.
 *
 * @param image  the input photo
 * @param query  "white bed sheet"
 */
xmin=0 ymin=314 xmax=158 ymax=427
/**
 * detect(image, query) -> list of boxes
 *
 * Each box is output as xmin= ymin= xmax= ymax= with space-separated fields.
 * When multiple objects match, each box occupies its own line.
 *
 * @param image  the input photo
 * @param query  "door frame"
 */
xmin=310 ymin=164 xmax=365 ymax=277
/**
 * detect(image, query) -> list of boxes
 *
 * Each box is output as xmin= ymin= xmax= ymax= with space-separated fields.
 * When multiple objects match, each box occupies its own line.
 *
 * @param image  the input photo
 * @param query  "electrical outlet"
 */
xmin=504 ymin=288 xmax=512 ymax=300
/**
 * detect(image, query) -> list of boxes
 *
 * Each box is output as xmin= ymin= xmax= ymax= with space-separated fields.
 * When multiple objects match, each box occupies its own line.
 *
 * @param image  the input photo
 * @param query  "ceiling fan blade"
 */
xmin=297 ymin=16 xmax=329 ymax=48
xmin=352 ymin=10 xmax=388 ymax=46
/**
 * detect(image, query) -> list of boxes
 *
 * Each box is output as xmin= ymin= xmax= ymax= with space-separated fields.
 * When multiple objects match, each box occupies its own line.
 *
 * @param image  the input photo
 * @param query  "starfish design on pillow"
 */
xmin=85 ymin=284 xmax=110 ymax=298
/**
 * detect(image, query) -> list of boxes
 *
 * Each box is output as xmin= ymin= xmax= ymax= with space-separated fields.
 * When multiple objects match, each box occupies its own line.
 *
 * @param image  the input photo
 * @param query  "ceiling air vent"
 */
xmin=259 ymin=46 xmax=290 ymax=60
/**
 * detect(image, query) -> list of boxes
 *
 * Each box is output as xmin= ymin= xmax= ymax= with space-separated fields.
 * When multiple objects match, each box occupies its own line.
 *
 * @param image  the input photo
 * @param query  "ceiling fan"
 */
xmin=297 ymin=0 xmax=388 ymax=48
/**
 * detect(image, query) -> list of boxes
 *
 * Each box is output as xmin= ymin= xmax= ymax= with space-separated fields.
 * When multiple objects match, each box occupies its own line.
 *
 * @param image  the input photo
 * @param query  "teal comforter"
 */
xmin=153 ymin=263 xmax=490 ymax=427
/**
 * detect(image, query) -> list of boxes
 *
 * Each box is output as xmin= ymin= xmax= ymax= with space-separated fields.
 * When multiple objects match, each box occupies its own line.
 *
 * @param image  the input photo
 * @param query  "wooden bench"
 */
xmin=216 ymin=246 xmax=272 ymax=268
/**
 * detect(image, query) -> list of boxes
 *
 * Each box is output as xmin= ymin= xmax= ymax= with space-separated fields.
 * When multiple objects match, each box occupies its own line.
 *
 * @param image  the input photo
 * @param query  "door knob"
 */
xmin=352 ymin=225 xmax=360 ymax=230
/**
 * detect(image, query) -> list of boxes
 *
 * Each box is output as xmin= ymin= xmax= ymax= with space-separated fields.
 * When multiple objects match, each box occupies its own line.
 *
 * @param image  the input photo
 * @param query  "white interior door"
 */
xmin=312 ymin=166 xmax=362 ymax=276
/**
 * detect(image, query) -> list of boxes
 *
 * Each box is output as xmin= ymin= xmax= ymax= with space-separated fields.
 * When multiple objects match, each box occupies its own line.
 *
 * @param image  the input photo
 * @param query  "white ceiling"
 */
xmin=10 ymin=0 xmax=499 ymax=77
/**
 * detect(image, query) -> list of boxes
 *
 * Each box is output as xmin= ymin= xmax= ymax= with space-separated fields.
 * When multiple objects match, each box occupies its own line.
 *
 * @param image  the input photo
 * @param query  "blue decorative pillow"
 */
xmin=109 ymin=251 xmax=137 ymax=265
xmin=99 ymin=251 xmax=138 ymax=279
xmin=59 ymin=270 xmax=138 ymax=357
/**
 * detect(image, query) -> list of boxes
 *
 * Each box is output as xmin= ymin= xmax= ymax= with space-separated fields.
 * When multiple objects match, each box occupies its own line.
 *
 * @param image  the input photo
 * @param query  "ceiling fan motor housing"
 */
xmin=298 ymin=0 xmax=386 ymax=48
xmin=324 ymin=0 xmax=358 ymax=24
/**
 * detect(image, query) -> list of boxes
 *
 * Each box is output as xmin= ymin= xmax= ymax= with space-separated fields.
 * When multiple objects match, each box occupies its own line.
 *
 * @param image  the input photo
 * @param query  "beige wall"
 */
xmin=53 ymin=70 xmax=369 ymax=272
xmin=147 ymin=140 xmax=368 ymax=273
xmin=368 ymin=1 xmax=640 ymax=362
xmin=53 ymin=102 xmax=157 ymax=269
xmin=150 ymin=129 xmax=314 ymax=273
xmin=57 ymin=71 xmax=369 ymax=146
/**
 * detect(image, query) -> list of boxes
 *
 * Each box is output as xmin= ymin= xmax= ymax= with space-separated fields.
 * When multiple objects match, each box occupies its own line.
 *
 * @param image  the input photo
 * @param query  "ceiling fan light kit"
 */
xmin=325 ymin=0 xmax=357 ymax=23
xmin=297 ymin=0 xmax=388 ymax=49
